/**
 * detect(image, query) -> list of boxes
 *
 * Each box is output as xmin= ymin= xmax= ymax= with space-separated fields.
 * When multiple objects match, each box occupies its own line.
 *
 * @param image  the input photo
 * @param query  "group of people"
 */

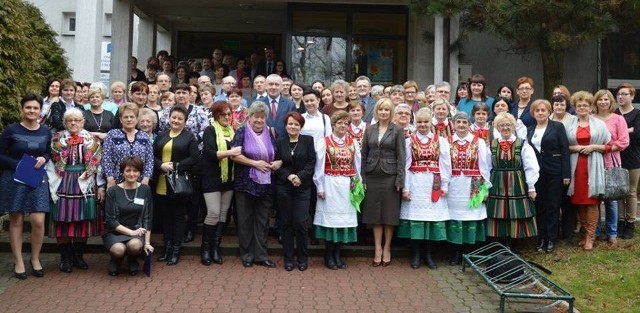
xmin=1 ymin=63 xmax=638 ymax=278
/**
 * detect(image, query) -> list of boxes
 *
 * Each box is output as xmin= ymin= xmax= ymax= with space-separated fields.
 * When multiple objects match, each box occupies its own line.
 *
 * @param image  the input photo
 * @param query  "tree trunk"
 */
xmin=540 ymin=49 xmax=565 ymax=100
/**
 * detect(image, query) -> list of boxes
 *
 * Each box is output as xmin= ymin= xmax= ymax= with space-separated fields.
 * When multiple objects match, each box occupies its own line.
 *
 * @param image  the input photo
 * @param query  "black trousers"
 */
xmin=276 ymin=185 xmax=310 ymax=264
xmin=235 ymin=191 xmax=272 ymax=263
xmin=535 ymin=172 xmax=563 ymax=242
xmin=156 ymin=194 xmax=187 ymax=244
xmin=560 ymin=186 xmax=577 ymax=239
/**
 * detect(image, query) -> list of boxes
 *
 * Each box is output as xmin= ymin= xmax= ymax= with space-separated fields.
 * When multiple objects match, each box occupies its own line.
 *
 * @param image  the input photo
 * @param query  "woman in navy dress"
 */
xmin=0 ymin=93 xmax=51 ymax=279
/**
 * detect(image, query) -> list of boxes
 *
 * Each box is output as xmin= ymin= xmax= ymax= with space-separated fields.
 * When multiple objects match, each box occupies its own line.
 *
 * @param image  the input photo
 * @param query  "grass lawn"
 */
xmin=520 ymin=229 xmax=640 ymax=313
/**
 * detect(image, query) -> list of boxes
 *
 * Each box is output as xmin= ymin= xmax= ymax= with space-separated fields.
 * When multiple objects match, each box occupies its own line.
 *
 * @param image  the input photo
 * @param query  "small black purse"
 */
xmin=166 ymin=162 xmax=193 ymax=196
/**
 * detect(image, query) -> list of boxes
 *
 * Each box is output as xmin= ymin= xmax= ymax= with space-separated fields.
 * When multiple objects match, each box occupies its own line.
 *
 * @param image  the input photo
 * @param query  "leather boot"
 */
xmin=617 ymin=221 xmax=626 ymax=238
xmin=583 ymin=208 xmax=598 ymax=250
xmin=324 ymin=242 xmax=337 ymax=270
xmin=167 ymin=245 xmax=181 ymax=265
xmin=200 ymin=224 xmax=215 ymax=266
xmin=212 ymin=222 xmax=225 ymax=264
xmin=59 ymin=243 xmax=73 ymax=273
xmin=577 ymin=208 xmax=587 ymax=246
xmin=157 ymin=240 xmax=172 ymax=262
xmin=424 ymin=241 xmax=437 ymax=269
xmin=410 ymin=240 xmax=421 ymax=269
xmin=449 ymin=244 xmax=461 ymax=266
xmin=334 ymin=243 xmax=346 ymax=269
xmin=623 ymin=221 xmax=635 ymax=239
xmin=72 ymin=242 xmax=89 ymax=270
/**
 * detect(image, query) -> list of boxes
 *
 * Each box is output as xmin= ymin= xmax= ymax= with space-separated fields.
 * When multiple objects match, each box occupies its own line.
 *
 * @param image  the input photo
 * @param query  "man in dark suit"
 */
xmin=259 ymin=74 xmax=295 ymax=139
xmin=527 ymin=108 xmax=571 ymax=253
xmin=355 ymin=75 xmax=375 ymax=123
xmin=255 ymin=47 xmax=277 ymax=78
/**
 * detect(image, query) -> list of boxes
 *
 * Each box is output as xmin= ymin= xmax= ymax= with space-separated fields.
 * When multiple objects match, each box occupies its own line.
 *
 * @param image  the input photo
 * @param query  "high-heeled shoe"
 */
xmin=14 ymin=264 xmax=27 ymax=280
xmin=372 ymin=248 xmax=382 ymax=267
xmin=381 ymin=248 xmax=391 ymax=267
xmin=30 ymin=259 xmax=44 ymax=278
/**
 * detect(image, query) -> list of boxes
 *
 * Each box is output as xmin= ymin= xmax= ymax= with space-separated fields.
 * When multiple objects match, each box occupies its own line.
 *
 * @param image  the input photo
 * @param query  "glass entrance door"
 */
xmin=290 ymin=35 xmax=346 ymax=84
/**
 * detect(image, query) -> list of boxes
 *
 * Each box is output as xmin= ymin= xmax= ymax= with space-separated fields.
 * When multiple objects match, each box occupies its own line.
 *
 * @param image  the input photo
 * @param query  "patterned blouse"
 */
xmin=101 ymin=129 xmax=154 ymax=182
xmin=158 ymin=104 xmax=210 ymax=147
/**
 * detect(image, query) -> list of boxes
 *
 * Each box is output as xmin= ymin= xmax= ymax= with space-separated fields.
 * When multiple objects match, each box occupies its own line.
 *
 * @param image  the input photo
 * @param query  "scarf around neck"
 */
xmin=212 ymin=120 xmax=234 ymax=182
xmin=243 ymin=125 xmax=274 ymax=184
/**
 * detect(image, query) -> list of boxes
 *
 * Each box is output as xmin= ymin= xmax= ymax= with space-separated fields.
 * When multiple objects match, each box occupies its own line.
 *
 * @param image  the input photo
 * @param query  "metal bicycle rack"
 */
xmin=462 ymin=242 xmax=575 ymax=313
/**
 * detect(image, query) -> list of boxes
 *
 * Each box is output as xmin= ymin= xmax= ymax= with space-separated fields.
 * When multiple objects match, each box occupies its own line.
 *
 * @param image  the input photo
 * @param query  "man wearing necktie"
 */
xmin=256 ymin=47 xmax=277 ymax=78
xmin=259 ymin=74 xmax=295 ymax=139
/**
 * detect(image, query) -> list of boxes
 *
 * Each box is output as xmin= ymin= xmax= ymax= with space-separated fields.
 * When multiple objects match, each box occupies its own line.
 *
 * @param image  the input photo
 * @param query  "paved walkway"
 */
xmin=0 ymin=250 xmax=507 ymax=313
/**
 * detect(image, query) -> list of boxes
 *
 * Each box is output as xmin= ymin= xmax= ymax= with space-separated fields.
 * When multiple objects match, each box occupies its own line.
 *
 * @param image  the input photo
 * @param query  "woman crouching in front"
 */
xmin=103 ymin=157 xmax=154 ymax=276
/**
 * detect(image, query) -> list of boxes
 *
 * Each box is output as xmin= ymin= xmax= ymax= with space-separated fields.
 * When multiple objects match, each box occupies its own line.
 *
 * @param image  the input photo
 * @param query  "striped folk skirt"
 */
xmin=486 ymin=167 xmax=537 ymax=239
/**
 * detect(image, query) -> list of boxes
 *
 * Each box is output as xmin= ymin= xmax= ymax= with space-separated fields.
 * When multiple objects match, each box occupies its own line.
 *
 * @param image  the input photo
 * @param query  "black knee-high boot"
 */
xmin=157 ymin=240 xmax=172 ymax=262
xmin=167 ymin=244 xmax=180 ymax=266
xmin=212 ymin=222 xmax=226 ymax=264
xmin=59 ymin=243 xmax=73 ymax=273
xmin=72 ymin=242 xmax=89 ymax=270
xmin=424 ymin=241 xmax=437 ymax=269
xmin=200 ymin=224 xmax=215 ymax=266
xmin=410 ymin=240 xmax=421 ymax=269
xmin=324 ymin=241 xmax=337 ymax=270
xmin=449 ymin=243 xmax=461 ymax=266
xmin=334 ymin=243 xmax=346 ymax=269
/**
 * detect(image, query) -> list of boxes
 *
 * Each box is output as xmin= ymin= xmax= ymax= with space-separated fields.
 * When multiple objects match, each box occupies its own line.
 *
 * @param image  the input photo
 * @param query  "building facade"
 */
xmin=28 ymin=0 xmax=640 ymax=99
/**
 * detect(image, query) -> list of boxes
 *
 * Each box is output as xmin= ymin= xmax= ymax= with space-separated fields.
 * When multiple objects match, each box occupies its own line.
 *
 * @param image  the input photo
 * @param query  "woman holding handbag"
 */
xmin=593 ymin=89 xmax=629 ymax=246
xmin=153 ymin=105 xmax=200 ymax=265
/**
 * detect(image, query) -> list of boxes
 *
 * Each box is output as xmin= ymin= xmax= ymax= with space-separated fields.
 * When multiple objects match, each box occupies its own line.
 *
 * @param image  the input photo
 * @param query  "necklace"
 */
xmin=122 ymin=183 xmax=139 ymax=202
xmin=290 ymin=140 xmax=299 ymax=156
xmin=90 ymin=111 xmax=103 ymax=131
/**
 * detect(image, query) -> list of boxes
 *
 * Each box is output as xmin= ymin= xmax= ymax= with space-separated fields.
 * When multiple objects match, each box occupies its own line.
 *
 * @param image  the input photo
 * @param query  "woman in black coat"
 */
xmin=526 ymin=99 xmax=571 ymax=253
xmin=275 ymin=112 xmax=316 ymax=271
xmin=152 ymin=105 xmax=200 ymax=265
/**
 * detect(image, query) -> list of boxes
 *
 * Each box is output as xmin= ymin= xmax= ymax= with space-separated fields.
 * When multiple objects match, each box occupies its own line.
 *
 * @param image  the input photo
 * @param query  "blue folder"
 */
xmin=13 ymin=154 xmax=46 ymax=188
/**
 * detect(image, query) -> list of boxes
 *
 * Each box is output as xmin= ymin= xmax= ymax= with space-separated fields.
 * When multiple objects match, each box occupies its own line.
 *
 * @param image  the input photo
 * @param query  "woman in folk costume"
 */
xmin=485 ymin=112 xmax=540 ymax=253
xmin=48 ymin=108 xmax=103 ymax=273
xmin=446 ymin=111 xmax=491 ymax=266
xmin=470 ymin=102 xmax=491 ymax=142
xmin=313 ymin=110 xmax=362 ymax=270
xmin=399 ymin=108 xmax=451 ymax=270
xmin=431 ymin=98 xmax=454 ymax=138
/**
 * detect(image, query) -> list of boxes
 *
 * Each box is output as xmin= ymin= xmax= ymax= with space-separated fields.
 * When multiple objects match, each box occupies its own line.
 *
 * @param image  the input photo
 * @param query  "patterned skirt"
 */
xmin=315 ymin=226 xmax=357 ymax=243
xmin=49 ymin=166 xmax=102 ymax=238
xmin=446 ymin=220 xmax=486 ymax=244
xmin=486 ymin=167 xmax=537 ymax=238
xmin=0 ymin=170 xmax=49 ymax=214
xmin=397 ymin=220 xmax=447 ymax=241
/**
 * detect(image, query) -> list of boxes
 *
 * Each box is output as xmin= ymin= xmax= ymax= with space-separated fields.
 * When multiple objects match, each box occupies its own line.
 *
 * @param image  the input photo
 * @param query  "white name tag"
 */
xmin=134 ymin=198 xmax=145 ymax=205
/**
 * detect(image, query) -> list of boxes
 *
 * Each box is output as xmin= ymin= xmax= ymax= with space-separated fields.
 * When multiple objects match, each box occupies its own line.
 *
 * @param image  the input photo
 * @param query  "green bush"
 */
xmin=0 ymin=0 xmax=69 ymax=131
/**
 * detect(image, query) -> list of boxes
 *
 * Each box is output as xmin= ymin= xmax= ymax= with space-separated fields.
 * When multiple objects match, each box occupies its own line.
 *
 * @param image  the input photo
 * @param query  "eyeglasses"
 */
xmin=220 ymin=112 xmax=232 ymax=117
xmin=66 ymin=119 xmax=83 ymax=123
xmin=404 ymin=91 xmax=416 ymax=95
xmin=497 ymin=123 xmax=513 ymax=128
xmin=618 ymin=92 xmax=631 ymax=97
xmin=396 ymin=112 xmax=411 ymax=115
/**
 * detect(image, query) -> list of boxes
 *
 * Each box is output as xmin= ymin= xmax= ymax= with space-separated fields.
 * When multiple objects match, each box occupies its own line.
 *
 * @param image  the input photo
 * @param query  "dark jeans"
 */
xmin=156 ymin=194 xmax=187 ymax=244
xmin=535 ymin=172 xmax=563 ymax=242
xmin=235 ymin=191 xmax=272 ymax=263
xmin=276 ymin=185 xmax=311 ymax=264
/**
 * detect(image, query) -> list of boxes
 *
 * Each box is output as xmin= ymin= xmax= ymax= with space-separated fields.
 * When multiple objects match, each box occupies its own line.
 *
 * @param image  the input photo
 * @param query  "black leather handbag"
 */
xmin=166 ymin=162 xmax=193 ymax=196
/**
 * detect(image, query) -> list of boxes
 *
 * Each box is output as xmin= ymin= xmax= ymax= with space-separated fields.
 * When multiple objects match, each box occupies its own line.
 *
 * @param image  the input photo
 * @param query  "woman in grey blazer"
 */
xmin=361 ymin=98 xmax=406 ymax=267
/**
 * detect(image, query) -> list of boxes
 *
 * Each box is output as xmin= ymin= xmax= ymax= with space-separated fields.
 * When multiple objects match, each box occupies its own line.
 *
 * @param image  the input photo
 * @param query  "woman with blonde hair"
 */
xmin=362 ymin=98 xmax=406 ymax=267
xmin=567 ymin=91 xmax=611 ymax=250
xmin=593 ymin=89 xmax=629 ymax=245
